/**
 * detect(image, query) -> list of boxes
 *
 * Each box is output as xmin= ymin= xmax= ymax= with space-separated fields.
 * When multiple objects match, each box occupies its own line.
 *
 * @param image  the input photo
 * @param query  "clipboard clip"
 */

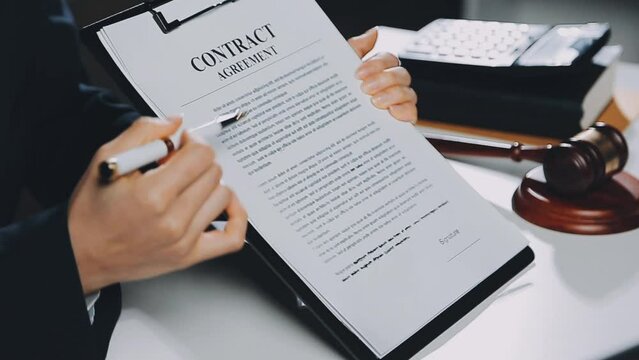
xmin=144 ymin=0 xmax=238 ymax=34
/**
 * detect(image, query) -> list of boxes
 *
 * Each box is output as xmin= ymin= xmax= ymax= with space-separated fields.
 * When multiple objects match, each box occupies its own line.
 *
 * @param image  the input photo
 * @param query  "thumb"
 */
xmin=108 ymin=116 xmax=183 ymax=153
xmin=348 ymin=27 xmax=378 ymax=59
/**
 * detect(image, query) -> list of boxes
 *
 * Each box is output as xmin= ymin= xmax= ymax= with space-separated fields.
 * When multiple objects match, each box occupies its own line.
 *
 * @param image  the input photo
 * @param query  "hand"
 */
xmin=68 ymin=116 xmax=248 ymax=294
xmin=349 ymin=27 xmax=418 ymax=123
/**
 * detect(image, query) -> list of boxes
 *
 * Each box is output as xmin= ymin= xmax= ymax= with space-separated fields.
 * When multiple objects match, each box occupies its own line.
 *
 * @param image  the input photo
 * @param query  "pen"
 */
xmin=99 ymin=109 xmax=245 ymax=182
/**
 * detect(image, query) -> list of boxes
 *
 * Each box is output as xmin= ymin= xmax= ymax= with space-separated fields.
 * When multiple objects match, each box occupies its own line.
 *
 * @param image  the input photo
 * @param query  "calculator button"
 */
xmin=454 ymin=48 xmax=469 ymax=57
xmin=439 ymin=31 xmax=453 ymax=40
xmin=449 ymin=40 xmax=463 ymax=48
xmin=475 ymin=28 xmax=491 ymax=38
xmin=480 ymin=42 xmax=494 ymax=50
xmin=496 ymin=43 xmax=509 ymax=53
xmin=514 ymin=38 xmax=531 ymax=49
xmin=486 ymin=35 xmax=502 ymax=44
xmin=503 ymin=23 xmax=518 ymax=32
xmin=431 ymin=38 xmax=445 ymax=47
xmin=438 ymin=46 xmax=453 ymax=56
xmin=462 ymin=40 xmax=479 ymax=50
xmin=470 ymin=49 xmax=486 ymax=59
xmin=454 ymin=32 xmax=471 ymax=41
xmin=502 ymin=37 xmax=516 ymax=46
xmin=461 ymin=25 xmax=477 ymax=33
xmin=487 ymin=50 xmax=501 ymax=59
xmin=429 ymin=23 xmax=444 ymax=32
xmin=470 ymin=34 xmax=486 ymax=43
xmin=419 ymin=45 xmax=437 ymax=54
xmin=494 ymin=29 xmax=510 ymax=38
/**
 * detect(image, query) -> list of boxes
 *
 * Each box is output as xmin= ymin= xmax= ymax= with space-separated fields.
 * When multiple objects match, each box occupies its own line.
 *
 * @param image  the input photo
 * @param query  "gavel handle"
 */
xmin=424 ymin=133 xmax=552 ymax=164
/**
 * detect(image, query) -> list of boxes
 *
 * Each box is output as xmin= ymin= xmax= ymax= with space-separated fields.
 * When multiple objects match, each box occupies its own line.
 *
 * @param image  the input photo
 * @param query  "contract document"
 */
xmin=95 ymin=0 xmax=530 ymax=357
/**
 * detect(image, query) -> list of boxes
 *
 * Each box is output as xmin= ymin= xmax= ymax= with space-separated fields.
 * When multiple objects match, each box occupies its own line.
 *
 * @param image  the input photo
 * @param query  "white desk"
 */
xmin=106 ymin=64 xmax=639 ymax=360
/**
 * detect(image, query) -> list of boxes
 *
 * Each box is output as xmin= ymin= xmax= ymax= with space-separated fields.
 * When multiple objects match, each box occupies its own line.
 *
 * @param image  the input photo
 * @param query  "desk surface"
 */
xmin=106 ymin=63 xmax=639 ymax=360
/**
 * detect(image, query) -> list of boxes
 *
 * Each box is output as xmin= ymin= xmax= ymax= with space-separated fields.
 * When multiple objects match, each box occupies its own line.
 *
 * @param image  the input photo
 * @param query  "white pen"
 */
xmin=99 ymin=109 xmax=245 ymax=182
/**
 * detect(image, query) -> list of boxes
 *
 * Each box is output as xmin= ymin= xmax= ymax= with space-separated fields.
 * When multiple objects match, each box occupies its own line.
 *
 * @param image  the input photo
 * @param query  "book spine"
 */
xmin=412 ymin=80 xmax=584 ymax=139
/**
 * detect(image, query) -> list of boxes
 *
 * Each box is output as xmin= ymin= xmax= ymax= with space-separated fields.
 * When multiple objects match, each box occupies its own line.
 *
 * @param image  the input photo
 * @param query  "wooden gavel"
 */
xmin=425 ymin=122 xmax=629 ymax=196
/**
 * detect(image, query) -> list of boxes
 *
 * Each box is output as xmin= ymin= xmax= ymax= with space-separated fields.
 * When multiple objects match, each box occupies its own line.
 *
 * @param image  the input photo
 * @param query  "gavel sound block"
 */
xmin=425 ymin=123 xmax=639 ymax=235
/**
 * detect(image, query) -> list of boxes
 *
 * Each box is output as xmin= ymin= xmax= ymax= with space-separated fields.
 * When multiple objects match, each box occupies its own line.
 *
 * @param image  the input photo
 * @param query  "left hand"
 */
xmin=349 ymin=27 xmax=418 ymax=123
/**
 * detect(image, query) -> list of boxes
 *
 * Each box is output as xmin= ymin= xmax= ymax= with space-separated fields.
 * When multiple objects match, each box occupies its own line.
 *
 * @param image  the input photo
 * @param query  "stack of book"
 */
xmin=371 ymin=27 xmax=627 ymax=144
xmin=407 ymin=45 xmax=623 ymax=141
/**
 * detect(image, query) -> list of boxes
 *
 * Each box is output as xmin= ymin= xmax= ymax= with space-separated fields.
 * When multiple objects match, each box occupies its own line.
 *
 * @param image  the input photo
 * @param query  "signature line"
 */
xmin=447 ymin=238 xmax=481 ymax=262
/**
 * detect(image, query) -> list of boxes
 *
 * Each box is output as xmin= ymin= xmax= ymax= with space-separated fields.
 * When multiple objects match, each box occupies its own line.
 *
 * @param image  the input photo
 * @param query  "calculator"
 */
xmin=399 ymin=19 xmax=611 ymax=77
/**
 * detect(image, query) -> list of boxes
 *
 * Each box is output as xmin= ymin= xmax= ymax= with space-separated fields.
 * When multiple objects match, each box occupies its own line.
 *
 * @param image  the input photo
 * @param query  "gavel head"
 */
xmin=543 ymin=122 xmax=629 ymax=196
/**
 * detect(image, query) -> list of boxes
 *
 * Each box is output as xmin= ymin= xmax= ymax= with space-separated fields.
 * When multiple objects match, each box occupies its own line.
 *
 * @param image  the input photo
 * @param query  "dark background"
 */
xmin=66 ymin=0 xmax=637 ymax=103
xmin=67 ymin=0 xmax=462 ymax=103
xmin=67 ymin=0 xmax=461 ymax=36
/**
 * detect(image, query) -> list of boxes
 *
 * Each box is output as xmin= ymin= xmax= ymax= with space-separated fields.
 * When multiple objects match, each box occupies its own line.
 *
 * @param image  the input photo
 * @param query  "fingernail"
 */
xmin=372 ymin=94 xmax=388 ymax=108
xmin=166 ymin=114 xmax=183 ymax=124
xmin=356 ymin=68 xmax=371 ymax=80
xmin=361 ymin=79 xmax=379 ymax=94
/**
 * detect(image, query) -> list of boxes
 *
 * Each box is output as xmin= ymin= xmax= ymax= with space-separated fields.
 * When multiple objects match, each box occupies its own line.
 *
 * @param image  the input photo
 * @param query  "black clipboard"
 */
xmin=81 ymin=2 xmax=535 ymax=359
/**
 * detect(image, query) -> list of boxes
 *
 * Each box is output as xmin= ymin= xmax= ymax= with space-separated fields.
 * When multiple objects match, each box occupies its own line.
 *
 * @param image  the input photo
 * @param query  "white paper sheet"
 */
xmin=97 ymin=0 xmax=529 ymax=356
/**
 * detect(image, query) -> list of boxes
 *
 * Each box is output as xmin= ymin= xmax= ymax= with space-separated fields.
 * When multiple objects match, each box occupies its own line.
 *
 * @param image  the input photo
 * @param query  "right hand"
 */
xmin=68 ymin=116 xmax=248 ymax=294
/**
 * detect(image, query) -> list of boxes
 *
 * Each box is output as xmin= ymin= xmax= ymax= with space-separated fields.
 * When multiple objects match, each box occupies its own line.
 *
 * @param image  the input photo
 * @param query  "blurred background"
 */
xmin=464 ymin=0 xmax=638 ymax=62
xmin=66 ymin=0 xmax=638 ymax=101
xmin=69 ymin=0 xmax=638 ymax=59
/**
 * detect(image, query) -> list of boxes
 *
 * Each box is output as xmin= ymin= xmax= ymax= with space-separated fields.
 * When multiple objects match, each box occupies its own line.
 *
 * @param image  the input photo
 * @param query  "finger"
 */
xmin=142 ymin=131 xmax=215 ymax=200
xmin=360 ymin=67 xmax=412 ymax=95
xmin=104 ymin=116 xmax=182 ymax=155
xmin=356 ymin=52 xmax=401 ymax=80
xmin=187 ymin=185 xmax=233 ymax=238
xmin=348 ymin=27 xmax=378 ymax=59
xmin=169 ymin=186 xmax=231 ymax=268
xmin=166 ymin=185 xmax=233 ymax=263
xmin=163 ymin=163 xmax=223 ymax=235
xmin=186 ymin=191 xmax=248 ymax=264
xmin=371 ymin=86 xmax=418 ymax=109
xmin=389 ymin=102 xmax=419 ymax=123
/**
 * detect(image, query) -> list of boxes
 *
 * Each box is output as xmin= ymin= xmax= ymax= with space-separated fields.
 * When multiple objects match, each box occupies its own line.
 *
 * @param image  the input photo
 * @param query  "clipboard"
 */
xmin=81 ymin=2 xmax=535 ymax=359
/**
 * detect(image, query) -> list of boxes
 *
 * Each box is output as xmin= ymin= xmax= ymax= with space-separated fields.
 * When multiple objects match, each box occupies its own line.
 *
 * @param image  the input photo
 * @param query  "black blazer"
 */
xmin=0 ymin=0 xmax=138 ymax=358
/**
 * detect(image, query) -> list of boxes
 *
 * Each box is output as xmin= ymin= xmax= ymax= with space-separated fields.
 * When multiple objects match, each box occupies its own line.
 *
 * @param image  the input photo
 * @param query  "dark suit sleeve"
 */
xmin=0 ymin=1 xmax=137 ymax=358
xmin=25 ymin=83 xmax=139 ymax=205
xmin=23 ymin=0 xmax=139 ymax=205
xmin=0 ymin=204 xmax=121 ymax=359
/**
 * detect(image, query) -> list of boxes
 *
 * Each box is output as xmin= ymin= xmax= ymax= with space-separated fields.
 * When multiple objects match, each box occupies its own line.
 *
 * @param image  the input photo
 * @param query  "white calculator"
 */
xmin=400 ymin=19 xmax=610 ymax=76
